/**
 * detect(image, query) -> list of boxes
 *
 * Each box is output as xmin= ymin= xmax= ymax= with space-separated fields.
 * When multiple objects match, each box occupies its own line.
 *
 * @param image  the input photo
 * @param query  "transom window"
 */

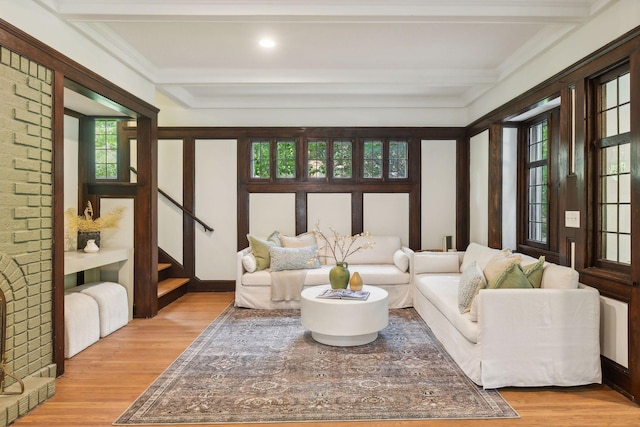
xmin=332 ymin=140 xmax=352 ymax=178
xmin=595 ymin=68 xmax=631 ymax=266
xmin=249 ymin=136 xmax=412 ymax=182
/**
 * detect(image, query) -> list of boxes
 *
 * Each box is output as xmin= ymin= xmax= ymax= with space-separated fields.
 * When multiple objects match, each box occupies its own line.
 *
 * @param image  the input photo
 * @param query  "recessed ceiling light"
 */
xmin=259 ymin=38 xmax=276 ymax=48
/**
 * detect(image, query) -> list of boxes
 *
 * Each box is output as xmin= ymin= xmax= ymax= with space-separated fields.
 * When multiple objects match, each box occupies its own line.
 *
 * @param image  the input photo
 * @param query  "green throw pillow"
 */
xmin=247 ymin=234 xmax=276 ymax=271
xmin=487 ymin=261 xmax=533 ymax=289
xmin=522 ymin=256 xmax=545 ymax=288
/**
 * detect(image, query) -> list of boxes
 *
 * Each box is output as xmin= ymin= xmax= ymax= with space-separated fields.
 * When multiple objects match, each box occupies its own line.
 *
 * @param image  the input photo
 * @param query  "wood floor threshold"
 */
xmin=14 ymin=292 xmax=639 ymax=427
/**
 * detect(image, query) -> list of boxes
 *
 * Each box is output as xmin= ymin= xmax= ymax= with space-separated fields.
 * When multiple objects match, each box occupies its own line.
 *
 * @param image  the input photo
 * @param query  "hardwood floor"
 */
xmin=14 ymin=292 xmax=639 ymax=426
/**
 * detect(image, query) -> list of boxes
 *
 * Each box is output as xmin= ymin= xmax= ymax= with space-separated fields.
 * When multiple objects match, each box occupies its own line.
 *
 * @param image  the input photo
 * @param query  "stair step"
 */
xmin=158 ymin=262 xmax=172 ymax=272
xmin=157 ymin=277 xmax=189 ymax=298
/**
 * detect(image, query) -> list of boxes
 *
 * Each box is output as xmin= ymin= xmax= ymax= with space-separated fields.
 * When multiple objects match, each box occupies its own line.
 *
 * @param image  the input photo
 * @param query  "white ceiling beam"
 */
xmin=46 ymin=0 xmax=602 ymax=23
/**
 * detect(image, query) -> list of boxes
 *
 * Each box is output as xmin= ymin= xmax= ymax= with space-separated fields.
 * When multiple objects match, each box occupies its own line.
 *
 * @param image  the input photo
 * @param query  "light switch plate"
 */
xmin=565 ymin=211 xmax=580 ymax=228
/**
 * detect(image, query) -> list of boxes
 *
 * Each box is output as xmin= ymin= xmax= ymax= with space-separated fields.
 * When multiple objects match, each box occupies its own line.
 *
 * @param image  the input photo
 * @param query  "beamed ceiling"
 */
xmin=37 ymin=0 xmax=616 ymax=113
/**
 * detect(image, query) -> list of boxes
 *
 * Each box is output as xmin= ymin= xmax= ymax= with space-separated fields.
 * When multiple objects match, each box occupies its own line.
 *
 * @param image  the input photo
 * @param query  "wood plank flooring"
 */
xmin=13 ymin=292 xmax=640 ymax=427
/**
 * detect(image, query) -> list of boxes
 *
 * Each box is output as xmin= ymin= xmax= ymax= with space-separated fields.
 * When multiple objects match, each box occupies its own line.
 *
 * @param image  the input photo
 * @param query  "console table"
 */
xmin=64 ymin=247 xmax=134 ymax=320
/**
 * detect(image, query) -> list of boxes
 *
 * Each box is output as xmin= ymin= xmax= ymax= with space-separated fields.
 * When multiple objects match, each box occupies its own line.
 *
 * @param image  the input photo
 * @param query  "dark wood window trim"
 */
xmin=517 ymin=108 xmax=560 ymax=259
xmin=589 ymin=64 xmax=632 ymax=275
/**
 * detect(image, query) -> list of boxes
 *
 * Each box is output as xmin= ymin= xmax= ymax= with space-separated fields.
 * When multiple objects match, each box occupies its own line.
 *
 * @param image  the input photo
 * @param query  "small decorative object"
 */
xmin=312 ymin=222 xmax=375 ymax=290
xmin=83 ymin=239 xmax=100 ymax=253
xmin=329 ymin=262 xmax=350 ymax=289
xmin=349 ymin=271 xmax=363 ymax=291
xmin=65 ymin=201 xmax=124 ymax=251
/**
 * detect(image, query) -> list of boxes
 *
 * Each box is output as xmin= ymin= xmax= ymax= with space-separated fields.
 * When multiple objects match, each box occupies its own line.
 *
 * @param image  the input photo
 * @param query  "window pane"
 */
xmin=251 ymin=141 xmax=270 ymax=178
xmin=619 ymin=143 xmax=630 ymax=173
xmin=333 ymin=140 xmax=352 ymax=178
xmin=603 ymin=79 xmax=617 ymax=109
xmin=276 ymin=140 xmax=296 ymax=178
xmin=619 ymin=103 xmax=630 ymax=134
xmin=95 ymin=119 xmax=118 ymax=180
xmin=308 ymin=141 xmax=326 ymax=178
xmin=389 ymin=140 xmax=408 ymax=178
xmin=619 ymin=234 xmax=631 ymax=264
xmin=603 ymin=232 xmax=618 ymax=262
xmin=619 ymin=204 xmax=631 ymax=234
xmin=619 ymin=73 xmax=630 ymax=104
xmin=363 ymin=140 xmax=382 ymax=178
xmin=604 ymin=205 xmax=617 ymax=232
xmin=603 ymin=145 xmax=618 ymax=174
xmin=619 ymin=174 xmax=631 ymax=203
xmin=604 ymin=109 xmax=618 ymax=137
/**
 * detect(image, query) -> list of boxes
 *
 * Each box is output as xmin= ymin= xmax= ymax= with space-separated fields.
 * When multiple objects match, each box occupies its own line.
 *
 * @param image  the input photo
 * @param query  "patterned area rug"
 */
xmin=115 ymin=305 xmax=518 ymax=424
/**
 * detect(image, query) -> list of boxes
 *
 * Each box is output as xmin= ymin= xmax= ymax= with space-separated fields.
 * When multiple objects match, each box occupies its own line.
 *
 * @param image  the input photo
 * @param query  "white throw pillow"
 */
xmin=460 ymin=243 xmax=501 ymax=272
xmin=458 ymin=262 xmax=486 ymax=314
xmin=541 ymin=263 xmax=579 ymax=289
xmin=242 ymin=253 xmax=257 ymax=273
xmin=414 ymin=252 xmax=460 ymax=274
xmin=279 ymin=232 xmax=317 ymax=248
xmin=392 ymin=249 xmax=410 ymax=272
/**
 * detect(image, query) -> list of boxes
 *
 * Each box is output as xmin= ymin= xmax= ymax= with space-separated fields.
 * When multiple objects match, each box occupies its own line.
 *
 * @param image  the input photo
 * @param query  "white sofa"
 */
xmin=236 ymin=234 xmax=413 ymax=309
xmin=412 ymin=243 xmax=602 ymax=389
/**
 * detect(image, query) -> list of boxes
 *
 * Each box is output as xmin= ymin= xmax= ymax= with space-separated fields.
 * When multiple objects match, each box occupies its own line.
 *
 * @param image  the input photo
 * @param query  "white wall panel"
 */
xmin=421 ymin=140 xmax=456 ymax=250
xmin=249 ymin=193 xmax=296 ymax=238
xmin=307 ymin=193 xmax=352 ymax=236
xmin=158 ymin=140 xmax=183 ymax=263
xmin=100 ymin=198 xmax=134 ymax=249
xmin=195 ymin=140 xmax=238 ymax=280
xmin=600 ymin=296 xmax=629 ymax=368
xmin=502 ymin=128 xmax=518 ymax=250
xmin=469 ymin=130 xmax=489 ymax=246
xmin=363 ymin=193 xmax=409 ymax=246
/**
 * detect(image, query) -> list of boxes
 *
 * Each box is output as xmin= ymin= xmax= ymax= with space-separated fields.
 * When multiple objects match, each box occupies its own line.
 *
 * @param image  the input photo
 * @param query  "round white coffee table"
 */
xmin=300 ymin=284 xmax=389 ymax=347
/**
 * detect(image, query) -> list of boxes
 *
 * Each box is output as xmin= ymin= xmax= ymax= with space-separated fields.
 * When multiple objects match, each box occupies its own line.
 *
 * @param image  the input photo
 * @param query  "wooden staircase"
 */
xmin=157 ymin=261 xmax=189 ymax=310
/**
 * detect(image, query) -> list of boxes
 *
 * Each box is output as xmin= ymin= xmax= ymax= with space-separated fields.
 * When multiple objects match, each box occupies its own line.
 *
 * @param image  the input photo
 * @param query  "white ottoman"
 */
xmin=64 ymin=292 xmax=100 ymax=358
xmin=73 ymin=282 xmax=129 ymax=338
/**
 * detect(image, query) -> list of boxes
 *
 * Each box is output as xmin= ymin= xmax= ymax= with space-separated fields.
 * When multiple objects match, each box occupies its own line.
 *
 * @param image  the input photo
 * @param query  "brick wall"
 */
xmin=0 ymin=45 xmax=56 ymax=425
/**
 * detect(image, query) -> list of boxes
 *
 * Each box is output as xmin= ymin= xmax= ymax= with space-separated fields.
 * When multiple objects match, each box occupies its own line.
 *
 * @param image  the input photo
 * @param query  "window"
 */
xmin=307 ymin=140 xmax=326 ymax=178
xmin=595 ymin=69 xmax=631 ymax=266
xmin=389 ymin=140 xmax=408 ymax=179
xmin=276 ymin=140 xmax=296 ymax=178
xmin=94 ymin=119 xmax=119 ymax=180
xmin=526 ymin=120 xmax=549 ymax=244
xmin=332 ymin=140 xmax=352 ymax=178
xmin=251 ymin=140 xmax=270 ymax=178
xmin=363 ymin=140 xmax=383 ymax=178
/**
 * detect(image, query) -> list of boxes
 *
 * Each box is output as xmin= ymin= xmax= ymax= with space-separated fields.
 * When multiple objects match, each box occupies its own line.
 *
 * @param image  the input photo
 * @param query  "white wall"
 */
xmin=249 ymin=193 xmax=297 ymax=238
xmin=469 ymin=131 xmax=489 ymax=246
xmin=158 ymin=140 xmax=184 ymax=263
xmin=100 ymin=198 xmax=134 ymax=249
xmin=502 ymin=127 xmax=518 ymax=250
xmin=467 ymin=0 xmax=640 ymax=124
xmin=421 ymin=140 xmax=457 ymax=250
xmin=195 ymin=140 xmax=237 ymax=281
xmin=363 ymin=193 xmax=409 ymax=246
xmin=307 ymin=193 xmax=352 ymax=236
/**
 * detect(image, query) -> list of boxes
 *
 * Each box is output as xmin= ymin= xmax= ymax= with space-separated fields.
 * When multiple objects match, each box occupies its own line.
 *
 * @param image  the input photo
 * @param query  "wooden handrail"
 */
xmin=130 ymin=167 xmax=214 ymax=232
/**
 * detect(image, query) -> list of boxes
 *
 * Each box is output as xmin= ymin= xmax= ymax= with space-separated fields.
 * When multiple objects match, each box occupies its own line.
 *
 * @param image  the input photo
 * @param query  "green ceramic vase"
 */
xmin=329 ymin=262 xmax=350 ymax=289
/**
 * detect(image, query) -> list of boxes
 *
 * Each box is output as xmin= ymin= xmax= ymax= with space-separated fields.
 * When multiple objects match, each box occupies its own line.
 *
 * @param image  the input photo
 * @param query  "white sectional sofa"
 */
xmin=236 ymin=233 xmax=413 ymax=309
xmin=412 ymin=243 xmax=602 ymax=389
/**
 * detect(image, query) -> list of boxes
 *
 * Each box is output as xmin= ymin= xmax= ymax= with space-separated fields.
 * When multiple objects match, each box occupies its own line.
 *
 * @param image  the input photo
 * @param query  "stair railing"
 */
xmin=130 ymin=167 xmax=214 ymax=232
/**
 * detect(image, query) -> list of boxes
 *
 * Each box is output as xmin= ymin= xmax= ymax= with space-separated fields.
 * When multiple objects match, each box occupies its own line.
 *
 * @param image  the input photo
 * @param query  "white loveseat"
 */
xmin=412 ymin=243 xmax=602 ymax=389
xmin=236 ymin=233 xmax=413 ymax=309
